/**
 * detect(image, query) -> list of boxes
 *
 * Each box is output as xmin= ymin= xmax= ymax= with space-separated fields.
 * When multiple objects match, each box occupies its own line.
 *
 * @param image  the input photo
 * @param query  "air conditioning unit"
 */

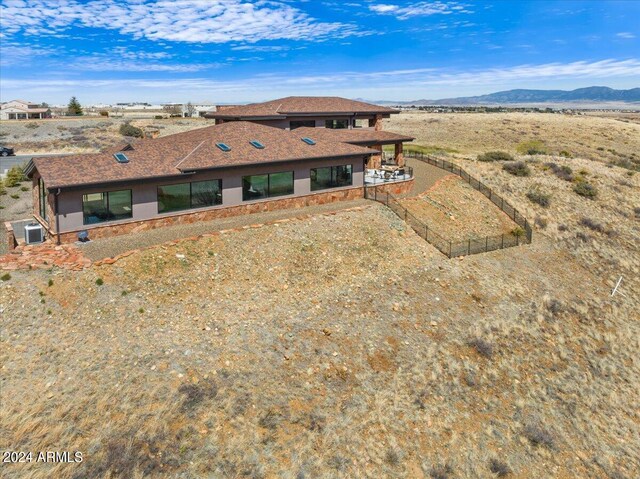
xmin=24 ymin=223 xmax=44 ymax=245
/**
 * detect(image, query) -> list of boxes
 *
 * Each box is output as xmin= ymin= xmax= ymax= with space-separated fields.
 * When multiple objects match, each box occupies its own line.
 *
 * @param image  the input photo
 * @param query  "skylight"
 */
xmin=216 ymin=142 xmax=231 ymax=152
xmin=301 ymin=137 xmax=316 ymax=145
xmin=114 ymin=152 xmax=129 ymax=163
xmin=249 ymin=140 xmax=265 ymax=149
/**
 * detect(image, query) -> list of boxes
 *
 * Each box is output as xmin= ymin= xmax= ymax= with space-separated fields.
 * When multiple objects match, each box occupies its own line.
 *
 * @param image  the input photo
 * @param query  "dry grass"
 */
xmin=1 ymin=112 xmax=640 ymax=478
xmin=387 ymin=111 xmax=640 ymax=170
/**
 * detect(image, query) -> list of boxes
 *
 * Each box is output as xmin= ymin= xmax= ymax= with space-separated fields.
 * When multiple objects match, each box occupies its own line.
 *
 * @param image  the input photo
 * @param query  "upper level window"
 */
xmin=83 ymin=190 xmax=132 ymax=225
xmin=290 ymin=120 xmax=315 ymax=130
xmin=325 ymin=119 xmax=349 ymax=129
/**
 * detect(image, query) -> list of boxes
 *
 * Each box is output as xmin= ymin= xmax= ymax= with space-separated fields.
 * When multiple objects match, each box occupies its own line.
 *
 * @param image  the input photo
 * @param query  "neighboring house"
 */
xmin=205 ymin=96 xmax=399 ymax=131
xmin=0 ymin=99 xmax=51 ymax=120
xmin=24 ymin=121 xmax=414 ymax=245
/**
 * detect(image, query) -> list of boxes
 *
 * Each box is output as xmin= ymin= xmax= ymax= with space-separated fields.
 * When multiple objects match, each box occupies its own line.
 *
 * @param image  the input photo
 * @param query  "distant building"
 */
xmin=1 ymin=99 xmax=51 ymax=120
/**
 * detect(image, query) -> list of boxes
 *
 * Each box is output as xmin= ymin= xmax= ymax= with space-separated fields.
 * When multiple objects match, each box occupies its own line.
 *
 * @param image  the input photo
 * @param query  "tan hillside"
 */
xmin=1 ymin=112 xmax=639 ymax=478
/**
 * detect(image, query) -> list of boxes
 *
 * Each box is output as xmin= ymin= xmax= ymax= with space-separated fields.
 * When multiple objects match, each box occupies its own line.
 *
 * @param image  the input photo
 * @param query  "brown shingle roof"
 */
xmin=30 ymin=122 xmax=377 ymax=189
xmin=208 ymin=96 xmax=398 ymax=119
xmin=294 ymin=127 xmax=414 ymax=146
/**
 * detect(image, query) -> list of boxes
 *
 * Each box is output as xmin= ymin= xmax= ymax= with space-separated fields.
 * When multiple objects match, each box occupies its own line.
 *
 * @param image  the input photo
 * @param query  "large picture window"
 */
xmin=310 ymin=164 xmax=353 ymax=191
xmin=158 ymin=179 xmax=222 ymax=214
xmin=290 ymin=120 xmax=315 ymax=130
xmin=242 ymin=171 xmax=294 ymax=201
xmin=325 ymin=119 xmax=349 ymax=129
xmin=38 ymin=177 xmax=47 ymax=221
xmin=83 ymin=189 xmax=132 ymax=225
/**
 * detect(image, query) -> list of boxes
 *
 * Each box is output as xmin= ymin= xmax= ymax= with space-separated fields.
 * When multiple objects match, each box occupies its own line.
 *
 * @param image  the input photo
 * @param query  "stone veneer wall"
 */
xmin=368 ymin=178 xmax=414 ymax=196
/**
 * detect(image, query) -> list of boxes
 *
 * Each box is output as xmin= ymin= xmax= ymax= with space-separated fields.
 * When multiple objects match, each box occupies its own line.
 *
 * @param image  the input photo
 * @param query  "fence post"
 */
xmin=501 ymin=197 xmax=504 ymax=209
xmin=386 ymin=192 xmax=389 ymax=206
xmin=485 ymin=236 xmax=488 ymax=252
xmin=374 ymin=187 xmax=377 ymax=202
xmin=404 ymin=208 xmax=407 ymax=221
xmin=425 ymin=225 xmax=428 ymax=241
xmin=449 ymin=241 xmax=452 ymax=258
xmin=468 ymin=239 xmax=471 ymax=255
xmin=501 ymin=234 xmax=504 ymax=249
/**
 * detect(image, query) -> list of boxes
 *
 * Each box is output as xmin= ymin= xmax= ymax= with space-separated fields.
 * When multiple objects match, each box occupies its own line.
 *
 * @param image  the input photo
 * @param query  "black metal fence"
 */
xmin=365 ymin=152 xmax=532 ymax=257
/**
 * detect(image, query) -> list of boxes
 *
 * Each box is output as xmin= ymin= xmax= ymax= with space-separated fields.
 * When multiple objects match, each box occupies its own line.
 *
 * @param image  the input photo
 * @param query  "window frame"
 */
xmin=157 ymin=179 xmax=223 ymax=214
xmin=242 ymin=171 xmax=294 ymax=201
xmin=38 ymin=177 xmax=47 ymax=221
xmin=82 ymin=189 xmax=133 ymax=225
xmin=325 ymin=119 xmax=349 ymax=129
xmin=310 ymin=164 xmax=353 ymax=191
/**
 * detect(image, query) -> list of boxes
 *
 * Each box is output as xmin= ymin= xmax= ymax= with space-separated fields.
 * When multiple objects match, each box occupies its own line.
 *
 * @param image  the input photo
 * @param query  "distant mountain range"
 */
xmin=371 ymin=87 xmax=640 ymax=106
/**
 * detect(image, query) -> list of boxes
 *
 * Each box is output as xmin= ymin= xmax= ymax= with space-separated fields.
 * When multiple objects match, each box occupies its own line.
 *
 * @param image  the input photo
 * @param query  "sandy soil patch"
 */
xmin=399 ymin=176 xmax=517 ymax=241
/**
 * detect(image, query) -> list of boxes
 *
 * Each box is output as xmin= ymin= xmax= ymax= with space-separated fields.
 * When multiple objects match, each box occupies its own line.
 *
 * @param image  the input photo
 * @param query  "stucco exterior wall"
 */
xmin=52 ymin=156 xmax=366 ymax=234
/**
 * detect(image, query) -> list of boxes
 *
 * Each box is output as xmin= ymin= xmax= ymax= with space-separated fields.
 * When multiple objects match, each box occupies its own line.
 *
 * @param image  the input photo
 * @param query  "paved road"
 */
xmin=0 ymin=153 xmax=72 ymax=176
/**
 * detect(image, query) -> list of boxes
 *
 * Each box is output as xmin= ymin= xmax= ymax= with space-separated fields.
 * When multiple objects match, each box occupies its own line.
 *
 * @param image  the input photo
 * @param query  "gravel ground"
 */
xmin=1 ymin=203 xmax=638 ymax=478
xmin=80 ymin=199 xmax=370 ymax=261
xmin=0 ymin=180 xmax=32 ymax=255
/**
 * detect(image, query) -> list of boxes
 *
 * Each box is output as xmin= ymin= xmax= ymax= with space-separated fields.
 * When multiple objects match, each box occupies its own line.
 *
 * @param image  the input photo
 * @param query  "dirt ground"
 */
xmin=1 ymin=112 xmax=639 ymax=478
xmin=399 ymin=175 xmax=517 ymax=241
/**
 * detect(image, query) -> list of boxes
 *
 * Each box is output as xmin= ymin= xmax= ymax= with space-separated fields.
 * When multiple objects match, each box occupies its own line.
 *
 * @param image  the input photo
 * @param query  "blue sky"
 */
xmin=0 ymin=0 xmax=638 ymax=104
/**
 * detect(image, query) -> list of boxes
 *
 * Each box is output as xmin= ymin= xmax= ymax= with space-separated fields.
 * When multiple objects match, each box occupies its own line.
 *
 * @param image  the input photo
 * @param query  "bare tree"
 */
xmin=185 ymin=102 xmax=197 ymax=117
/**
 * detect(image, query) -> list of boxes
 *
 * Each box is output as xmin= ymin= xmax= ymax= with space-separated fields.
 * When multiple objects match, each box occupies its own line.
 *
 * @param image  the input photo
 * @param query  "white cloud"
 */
xmin=616 ymin=32 xmax=636 ymax=39
xmin=3 ymin=59 xmax=638 ymax=102
xmin=369 ymin=1 xmax=472 ymax=19
xmin=0 ymin=0 xmax=363 ymax=43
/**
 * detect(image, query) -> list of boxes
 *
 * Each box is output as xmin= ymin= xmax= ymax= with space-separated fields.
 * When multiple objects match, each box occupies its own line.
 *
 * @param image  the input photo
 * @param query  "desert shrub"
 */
xmin=0 ymin=180 xmax=6 ymax=196
xmin=523 ymin=421 xmax=556 ymax=449
xmin=10 ymin=194 xmax=19 ymax=199
xmin=20 ymin=186 xmax=29 ymax=192
xmin=511 ymin=227 xmax=525 ymax=238
xmin=384 ymin=449 xmax=401 ymax=466
xmin=178 ymin=379 xmax=217 ymax=412
xmin=477 ymin=151 xmax=514 ymax=162
xmin=576 ymin=232 xmax=590 ymax=242
xmin=489 ymin=459 xmax=511 ymax=477
xmin=503 ymin=161 xmax=531 ymax=177
xmin=154 ymin=115 xmax=164 ymax=120
xmin=579 ymin=217 xmax=606 ymax=233
xmin=1 ymin=273 xmax=11 ymax=281
xmin=545 ymin=162 xmax=574 ymax=181
xmin=119 ymin=122 xmax=143 ymax=138
xmin=558 ymin=224 xmax=568 ymax=232
xmin=559 ymin=150 xmax=572 ymax=158
xmin=468 ymin=337 xmax=494 ymax=358
xmin=4 ymin=165 xmax=27 ymax=187
xmin=526 ymin=190 xmax=551 ymax=207
xmin=573 ymin=181 xmax=598 ymax=199
xmin=99 ymin=110 xmax=109 ymax=117
xmin=516 ymin=140 xmax=547 ymax=155
xmin=25 ymin=122 xmax=39 ymax=129
xmin=95 ymin=278 xmax=104 ymax=286
xmin=535 ymin=216 xmax=548 ymax=229
xmin=430 ymin=463 xmax=454 ymax=479
xmin=634 ymin=207 xmax=640 ymax=219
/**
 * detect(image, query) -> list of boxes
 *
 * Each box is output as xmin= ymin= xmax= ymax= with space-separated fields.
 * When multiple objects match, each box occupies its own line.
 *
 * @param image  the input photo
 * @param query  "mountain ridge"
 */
xmin=363 ymin=86 xmax=640 ymax=106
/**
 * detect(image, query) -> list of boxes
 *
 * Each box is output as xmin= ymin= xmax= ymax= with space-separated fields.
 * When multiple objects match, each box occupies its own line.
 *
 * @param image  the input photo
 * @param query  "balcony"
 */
xmin=364 ymin=165 xmax=413 ymax=185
